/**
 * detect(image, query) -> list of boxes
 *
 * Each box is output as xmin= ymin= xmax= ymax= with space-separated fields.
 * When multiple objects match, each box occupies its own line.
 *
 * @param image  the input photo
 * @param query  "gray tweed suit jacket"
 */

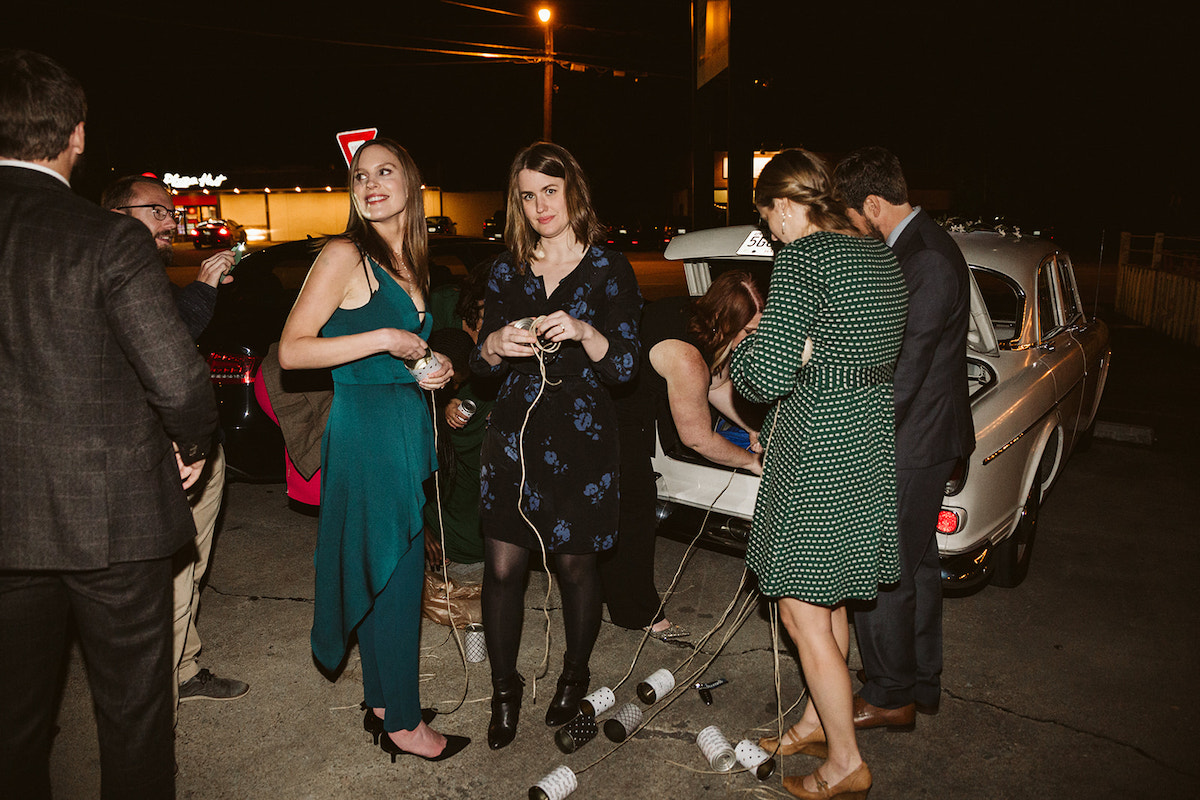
xmin=0 ymin=165 xmax=218 ymax=569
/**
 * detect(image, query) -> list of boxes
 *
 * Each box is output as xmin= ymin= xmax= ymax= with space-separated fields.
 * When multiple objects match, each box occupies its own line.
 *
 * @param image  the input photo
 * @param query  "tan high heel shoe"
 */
xmin=782 ymin=761 xmax=872 ymax=800
xmin=758 ymin=724 xmax=828 ymax=758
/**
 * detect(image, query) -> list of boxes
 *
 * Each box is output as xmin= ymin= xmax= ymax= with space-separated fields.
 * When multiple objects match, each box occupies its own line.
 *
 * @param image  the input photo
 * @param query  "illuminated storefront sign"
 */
xmin=163 ymin=172 xmax=228 ymax=189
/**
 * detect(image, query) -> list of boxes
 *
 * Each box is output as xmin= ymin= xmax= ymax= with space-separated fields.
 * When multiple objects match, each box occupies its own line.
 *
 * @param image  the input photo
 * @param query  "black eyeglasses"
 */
xmin=114 ymin=204 xmax=179 ymax=221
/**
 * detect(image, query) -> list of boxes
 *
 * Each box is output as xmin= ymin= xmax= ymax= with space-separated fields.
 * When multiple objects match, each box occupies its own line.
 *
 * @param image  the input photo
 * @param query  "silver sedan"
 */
xmin=652 ymin=225 xmax=1110 ymax=591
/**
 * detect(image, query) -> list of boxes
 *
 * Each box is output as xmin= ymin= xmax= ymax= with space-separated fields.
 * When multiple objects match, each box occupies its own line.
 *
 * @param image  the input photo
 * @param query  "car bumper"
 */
xmin=939 ymin=541 xmax=994 ymax=592
xmin=214 ymin=382 xmax=285 ymax=481
xmin=655 ymin=498 xmax=997 ymax=592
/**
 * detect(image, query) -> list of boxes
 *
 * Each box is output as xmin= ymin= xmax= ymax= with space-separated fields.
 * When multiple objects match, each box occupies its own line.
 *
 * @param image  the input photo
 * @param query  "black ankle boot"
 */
xmin=488 ymin=673 xmax=524 ymax=750
xmin=545 ymin=659 xmax=590 ymax=727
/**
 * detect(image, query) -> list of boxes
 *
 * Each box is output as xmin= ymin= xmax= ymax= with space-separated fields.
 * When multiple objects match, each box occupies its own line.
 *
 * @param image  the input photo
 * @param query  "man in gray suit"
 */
xmin=835 ymin=147 xmax=975 ymax=731
xmin=0 ymin=50 xmax=218 ymax=798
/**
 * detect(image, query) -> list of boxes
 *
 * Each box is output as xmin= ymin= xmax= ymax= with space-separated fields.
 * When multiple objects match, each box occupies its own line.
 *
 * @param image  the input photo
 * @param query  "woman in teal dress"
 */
xmin=279 ymin=139 xmax=469 ymax=762
xmin=732 ymin=149 xmax=907 ymax=800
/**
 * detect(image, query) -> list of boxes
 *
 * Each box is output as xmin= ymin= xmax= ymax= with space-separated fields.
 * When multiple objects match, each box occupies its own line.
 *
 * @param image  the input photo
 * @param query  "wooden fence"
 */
xmin=1116 ymin=232 xmax=1200 ymax=346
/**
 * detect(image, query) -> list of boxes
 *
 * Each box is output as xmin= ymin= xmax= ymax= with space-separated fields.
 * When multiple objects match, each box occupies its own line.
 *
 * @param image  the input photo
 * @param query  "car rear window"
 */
xmin=970 ymin=266 xmax=1024 ymax=345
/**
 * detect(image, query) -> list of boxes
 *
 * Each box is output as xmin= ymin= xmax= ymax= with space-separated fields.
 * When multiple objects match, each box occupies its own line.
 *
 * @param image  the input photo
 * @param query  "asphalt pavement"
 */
xmin=44 ymin=298 xmax=1199 ymax=798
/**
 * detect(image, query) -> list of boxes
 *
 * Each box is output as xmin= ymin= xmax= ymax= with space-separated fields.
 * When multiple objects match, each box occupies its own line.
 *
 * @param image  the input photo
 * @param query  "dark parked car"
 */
xmin=197 ymin=234 xmax=505 ymax=480
xmin=483 ymin=211 xmax=504 ymax=241
xmin=192 ymin=218 xmax=247 ymax=249
xmin=650 ymin=220 xmax=689 ymax=250
xmin=426 ymin=215 xmax=457 ymax=235
xmin=605 ymin=222 xmax=651 ymax=250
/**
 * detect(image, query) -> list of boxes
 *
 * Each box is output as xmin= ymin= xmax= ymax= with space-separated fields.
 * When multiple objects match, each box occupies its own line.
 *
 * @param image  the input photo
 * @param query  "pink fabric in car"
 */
xmin=253 ymin=363 xmax=321 ymax=506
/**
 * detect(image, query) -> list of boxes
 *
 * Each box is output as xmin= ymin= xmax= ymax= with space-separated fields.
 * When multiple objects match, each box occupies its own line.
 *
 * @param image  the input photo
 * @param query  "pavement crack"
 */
xmin=943 ymin=689 xmax=1194 ymax=777
xmin=206 ymin=585 xmax=313 ymax=603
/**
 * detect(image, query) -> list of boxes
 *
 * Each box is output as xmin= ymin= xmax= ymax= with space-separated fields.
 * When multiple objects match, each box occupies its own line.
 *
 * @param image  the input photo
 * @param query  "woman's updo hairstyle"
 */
xmin=753 ymin=148 xmax=855 ymax=235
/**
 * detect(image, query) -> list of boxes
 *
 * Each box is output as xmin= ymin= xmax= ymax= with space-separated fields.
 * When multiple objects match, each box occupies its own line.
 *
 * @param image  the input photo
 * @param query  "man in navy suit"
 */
xmin=0 ymin=50 xmax=217 ymax=797
xmin=835 ymin=147 xmax=975 ymax=731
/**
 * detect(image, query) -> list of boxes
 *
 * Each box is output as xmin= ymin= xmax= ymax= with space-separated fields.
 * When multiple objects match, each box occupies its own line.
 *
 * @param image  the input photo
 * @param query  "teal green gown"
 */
xmin=310 ymin=260 xmax=437 ymax=678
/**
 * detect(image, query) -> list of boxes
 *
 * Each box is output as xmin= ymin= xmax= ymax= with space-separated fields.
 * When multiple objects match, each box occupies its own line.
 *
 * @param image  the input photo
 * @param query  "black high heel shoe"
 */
xmin=379 ymin=731 xmax=471 ymax=763
xmin=544 ymin=659 xmax=590 ymax=727
xmin=488 ymin=672 xmax=525 ymax=750
xmin=361 ymin=703 xmax=437 ymax=745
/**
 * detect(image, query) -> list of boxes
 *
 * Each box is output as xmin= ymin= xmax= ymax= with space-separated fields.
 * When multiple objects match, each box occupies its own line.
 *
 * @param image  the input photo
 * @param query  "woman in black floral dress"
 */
xmin=470 ymin=142 xmax=642 ymax=750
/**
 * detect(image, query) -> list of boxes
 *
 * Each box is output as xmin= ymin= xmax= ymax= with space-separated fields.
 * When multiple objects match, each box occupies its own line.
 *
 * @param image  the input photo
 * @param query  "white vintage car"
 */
xmin=652 ymin=225 xmax=1110 ymax=590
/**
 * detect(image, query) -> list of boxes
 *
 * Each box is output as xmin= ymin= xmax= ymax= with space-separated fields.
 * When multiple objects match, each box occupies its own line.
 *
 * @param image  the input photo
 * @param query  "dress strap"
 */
xmin=364 ymin=257 xmax=379 ymax=296
xmin=354 ymin=243 xmax=378 ymax=297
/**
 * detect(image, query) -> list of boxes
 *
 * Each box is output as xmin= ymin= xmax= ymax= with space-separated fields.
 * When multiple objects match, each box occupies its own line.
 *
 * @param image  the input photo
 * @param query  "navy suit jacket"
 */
xmin=890 ymin=209 xmax=975 ymax=469
xmin=0 ymin=165 xmax=218 ymax=569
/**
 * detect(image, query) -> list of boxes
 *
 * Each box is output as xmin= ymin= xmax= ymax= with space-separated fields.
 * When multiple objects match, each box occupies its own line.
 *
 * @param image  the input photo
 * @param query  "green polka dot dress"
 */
xmin=731 ymin=231 xmax=908 ymax=604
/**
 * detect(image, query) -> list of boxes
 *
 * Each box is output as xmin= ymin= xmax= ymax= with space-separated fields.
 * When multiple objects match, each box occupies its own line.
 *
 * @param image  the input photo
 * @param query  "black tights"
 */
xmin=482 ymin=538 xmax=602 ymax=680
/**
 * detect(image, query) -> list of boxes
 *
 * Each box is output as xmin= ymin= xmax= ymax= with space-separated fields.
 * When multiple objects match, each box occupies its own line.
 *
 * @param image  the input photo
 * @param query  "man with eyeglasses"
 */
xmin=1 ymin=50 xmax=216 ymax=798
xmin=102 ymin=175 xmax=249 ymax=710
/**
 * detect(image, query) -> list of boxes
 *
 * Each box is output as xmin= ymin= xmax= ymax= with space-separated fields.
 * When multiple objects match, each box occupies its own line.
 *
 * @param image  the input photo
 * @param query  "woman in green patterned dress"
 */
xmin=731 ymin=149 xmax=907 ymax=800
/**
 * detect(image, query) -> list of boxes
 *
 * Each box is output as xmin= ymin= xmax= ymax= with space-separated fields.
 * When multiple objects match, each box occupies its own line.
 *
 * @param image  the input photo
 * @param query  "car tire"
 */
xmin=991 ymin=468 xmax=1041 ymax=588
xmin=193 ymin=242 xmax=203 ymax=249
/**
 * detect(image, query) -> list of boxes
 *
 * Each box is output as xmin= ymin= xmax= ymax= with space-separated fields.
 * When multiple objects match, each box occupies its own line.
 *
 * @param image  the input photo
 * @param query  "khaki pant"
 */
xmin=171 ymin=444 xmax=225 ymax=712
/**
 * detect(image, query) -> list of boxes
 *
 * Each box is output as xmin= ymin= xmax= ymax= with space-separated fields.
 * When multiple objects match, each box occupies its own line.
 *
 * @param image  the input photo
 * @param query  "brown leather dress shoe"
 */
xmin=852 ymin=694 xmax=915 ymax=731
xmin=782 ymin=761 xmax=872 ymax=799
xmin=855 ymin=671 xmax=939 ymax=715
xmin=759 ymin=724 xmax=828 ymax=758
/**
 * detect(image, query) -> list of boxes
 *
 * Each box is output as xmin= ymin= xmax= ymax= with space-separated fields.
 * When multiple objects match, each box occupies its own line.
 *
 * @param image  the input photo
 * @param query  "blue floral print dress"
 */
xmin=470 ymin=246 xmax=642 ymax=554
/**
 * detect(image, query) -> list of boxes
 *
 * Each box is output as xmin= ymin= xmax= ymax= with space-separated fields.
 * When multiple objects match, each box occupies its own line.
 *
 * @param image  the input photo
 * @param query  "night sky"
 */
xmin=6 ymin=1 xmax=1196 ymax=255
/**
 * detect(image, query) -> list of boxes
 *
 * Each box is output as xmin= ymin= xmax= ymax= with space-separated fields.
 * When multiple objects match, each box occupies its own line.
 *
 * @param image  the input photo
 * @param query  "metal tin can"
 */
xmin=457 ymin=398 xmax=477 ymax=421
xmin=404 ymin=347 xmax=441 ymax=381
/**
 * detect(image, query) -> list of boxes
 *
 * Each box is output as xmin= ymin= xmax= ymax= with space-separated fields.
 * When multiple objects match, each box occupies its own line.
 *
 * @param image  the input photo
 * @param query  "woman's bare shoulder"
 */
xmin=315 ymin=236 xmax=363 ymax=267
xmin=650 ymin=338 xmax=707 ymax=377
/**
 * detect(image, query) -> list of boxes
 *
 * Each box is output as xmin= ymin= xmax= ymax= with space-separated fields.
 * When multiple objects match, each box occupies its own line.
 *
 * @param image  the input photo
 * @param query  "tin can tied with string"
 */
xmin=636 ymin=668 xmax=675 ymax=704
xmin=529 ymin=765 xmax=578 ymax=800
xmin=696 ymin=725 xmax=737 ymax=772
xmin=404 ymin=347 xmax=442 ymax=381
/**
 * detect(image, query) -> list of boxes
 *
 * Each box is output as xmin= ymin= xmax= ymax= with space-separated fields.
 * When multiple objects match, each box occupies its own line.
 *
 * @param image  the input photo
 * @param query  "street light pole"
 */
xmin=539 ymin=7 xmax=553 ymax=141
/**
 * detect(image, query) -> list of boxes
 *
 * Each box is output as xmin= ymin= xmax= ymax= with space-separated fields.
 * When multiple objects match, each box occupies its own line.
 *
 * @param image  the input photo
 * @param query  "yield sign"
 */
xmin=336 ymin=128 xmax=378 ymax=167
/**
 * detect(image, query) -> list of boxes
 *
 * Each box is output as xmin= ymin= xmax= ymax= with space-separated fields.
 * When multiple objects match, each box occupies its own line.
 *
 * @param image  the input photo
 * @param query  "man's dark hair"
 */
xmin=833 ymin=146 xmax=909 ymax=212
xmin=0 ymin=49 xmax=87 ymax=161
xmin=101 ymin=175 xmax=170 ymax=211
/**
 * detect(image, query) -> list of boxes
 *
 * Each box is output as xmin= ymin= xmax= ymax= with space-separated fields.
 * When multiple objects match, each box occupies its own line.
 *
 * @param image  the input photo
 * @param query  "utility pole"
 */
xmin=539 ymin=7 xmax=554 ymax=141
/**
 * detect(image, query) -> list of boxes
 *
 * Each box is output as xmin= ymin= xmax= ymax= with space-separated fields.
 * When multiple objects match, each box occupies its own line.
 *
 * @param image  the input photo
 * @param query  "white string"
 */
xmin=574 ymin=579 xmax=760 ymax=776
xmin=424 ymin=387 xmax=471 ymax=716
xmin=613 ymin=460 xmax=742 ymax=692
xmin=512 ymin=316 xmax=562 ymax=697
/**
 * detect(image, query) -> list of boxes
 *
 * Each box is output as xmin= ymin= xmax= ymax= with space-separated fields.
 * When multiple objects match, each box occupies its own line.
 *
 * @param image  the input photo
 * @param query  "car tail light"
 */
xmin=190 ymin=229 xmax=199 ymax=236
xmin=218 ymin=227 xmax=229 ymax=236
xmin=936 ymin=508 xmax=962 ymax=534
xmin=207 ymin=352 xmax=260 ymax=385
xmin=943 ymin=457 xmax=969 ymax=496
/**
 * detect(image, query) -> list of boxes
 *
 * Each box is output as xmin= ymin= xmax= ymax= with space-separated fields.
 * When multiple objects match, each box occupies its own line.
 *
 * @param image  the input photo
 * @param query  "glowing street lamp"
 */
xmin=539 ymin=7 xmax=553 ymax=140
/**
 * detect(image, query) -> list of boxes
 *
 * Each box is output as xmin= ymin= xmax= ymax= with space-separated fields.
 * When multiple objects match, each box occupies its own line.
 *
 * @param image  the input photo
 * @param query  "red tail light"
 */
xmin=207 ymin=352 xmax=260 ymax=385
xmin=936 ymin=509 xmax=961 ymax=534
xmin=190 ymin=229 xmax=199 ymax=236
xmin=218 ymin=227 xmax=229 ymax=235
